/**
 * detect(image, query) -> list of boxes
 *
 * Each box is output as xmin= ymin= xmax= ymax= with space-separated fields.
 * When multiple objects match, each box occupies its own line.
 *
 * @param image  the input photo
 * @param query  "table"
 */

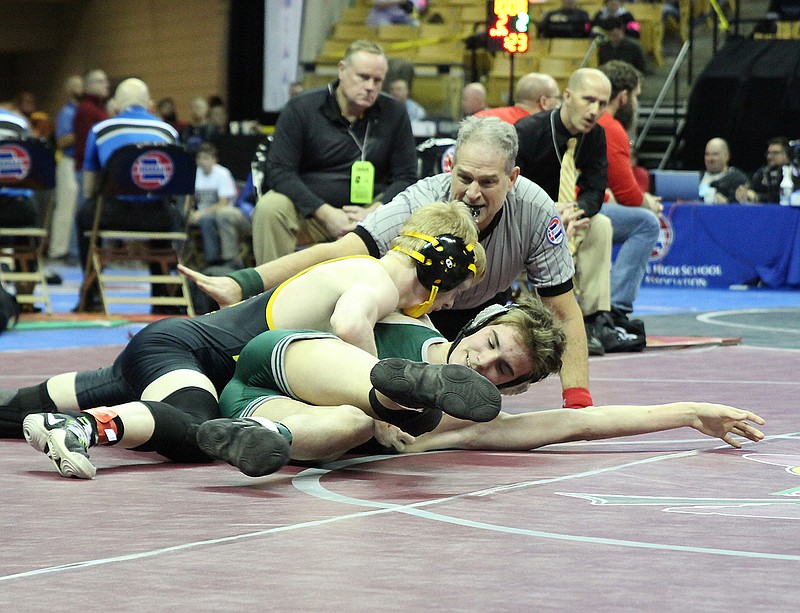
xmin=641 ymin=202 xmax=800 ymax=289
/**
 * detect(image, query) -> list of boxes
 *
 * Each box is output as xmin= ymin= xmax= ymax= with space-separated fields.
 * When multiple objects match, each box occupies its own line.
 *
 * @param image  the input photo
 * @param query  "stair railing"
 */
xmin=635 ymin=40 xmax=691 ymax=169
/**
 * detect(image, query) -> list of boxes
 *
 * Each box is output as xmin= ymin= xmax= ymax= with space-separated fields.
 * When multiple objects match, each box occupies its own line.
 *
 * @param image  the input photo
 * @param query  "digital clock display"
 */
xmin=486 ymin=0 xmax=530 ymax=54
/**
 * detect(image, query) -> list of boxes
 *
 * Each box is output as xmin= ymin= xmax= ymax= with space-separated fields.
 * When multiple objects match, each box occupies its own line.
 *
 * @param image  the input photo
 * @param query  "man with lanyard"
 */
xmin=181 ymin=115 xmax=595 ymax=410
xmin=250 ymin=39 xmax=417 ymax=265
xmin=75 ymin=78 xmax=181 ymax=311
xmin=514 ymin=68 xmax=616 ymax=355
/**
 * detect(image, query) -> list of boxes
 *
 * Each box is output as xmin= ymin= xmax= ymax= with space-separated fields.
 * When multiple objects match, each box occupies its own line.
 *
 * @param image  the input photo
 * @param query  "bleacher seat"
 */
xmin=628 ymin=2 xmax=665 ymax=66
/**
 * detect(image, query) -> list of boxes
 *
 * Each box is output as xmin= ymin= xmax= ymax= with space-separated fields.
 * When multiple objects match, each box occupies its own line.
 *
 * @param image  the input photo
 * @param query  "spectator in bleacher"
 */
xmin=11 ymin=91 xmax=36 ymax=122
xmin=250 ymin=40 xmax=417 ymax=265
xmin=366 ymin=0 xmax=418 ymax=26
xmin=592 ymin=0 xmax=640 ymax=38
xmin=461 ymin=82 xmax=488 ymax=117
xmin=388 ymin=78 xmax=426 ymax=121
xmin=208 ymin=98 xmax=229 ymax=135
xmin=539 ymin=0 xmax=592 ymax=39
xmin=190 ymin=142 xmax=248 ymax=268
xmin=181 ymin=95 xmax=219 ymax=155
xmin=736 ymin=137 xmax=800 ymax=204
xmin=157 ymin=97 xmax=188 ymax=133
xmin=74 ymin=69 xmax=110 ymax=181
xmin=475 ymin=72 xmax=561 ymax=125
xmin=598 ymin=17 xmax=649 ymax=74
xmin=699 ymin=138 xmax=749 ymax=204
xmin=597 ymin=60 xmax=661 ymax=329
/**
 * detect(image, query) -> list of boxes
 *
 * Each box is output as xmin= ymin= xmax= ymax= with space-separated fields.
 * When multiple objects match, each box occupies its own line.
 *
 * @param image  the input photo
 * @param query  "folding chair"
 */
xmin=0 ymin=138 xmax=56 ymax=313
xmin=79 ymin=142 xmax=196 ymax=316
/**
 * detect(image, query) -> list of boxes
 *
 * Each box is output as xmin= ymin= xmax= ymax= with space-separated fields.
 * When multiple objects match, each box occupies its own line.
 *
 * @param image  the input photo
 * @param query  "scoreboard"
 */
xmin=486 ymin=0 xmax=530 ymax=54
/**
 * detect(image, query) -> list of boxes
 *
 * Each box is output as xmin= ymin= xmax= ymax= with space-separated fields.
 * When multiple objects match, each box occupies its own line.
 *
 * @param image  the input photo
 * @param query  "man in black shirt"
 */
xmin=251 ymin=40 xmax=417 ymax=265
xmin=515 ymin=68 xmax=616 ymax=354
xmin=737 ymin=137 xmax=800 ymax=204
xmin=539 ymin=0 xmax=592 ymax=38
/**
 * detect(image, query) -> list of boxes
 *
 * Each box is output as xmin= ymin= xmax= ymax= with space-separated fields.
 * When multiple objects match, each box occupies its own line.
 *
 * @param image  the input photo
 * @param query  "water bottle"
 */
xmin=780 ymin=165 xmax=793 ymax=205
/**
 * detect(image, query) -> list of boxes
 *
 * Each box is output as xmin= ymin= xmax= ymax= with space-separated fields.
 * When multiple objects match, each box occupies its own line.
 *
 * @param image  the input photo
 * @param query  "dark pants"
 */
xmin=0 ymin=195 xmax=38 ymax=231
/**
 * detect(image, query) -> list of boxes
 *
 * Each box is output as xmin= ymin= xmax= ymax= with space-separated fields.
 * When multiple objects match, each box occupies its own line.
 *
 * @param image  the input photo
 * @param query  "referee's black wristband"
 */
xmin=226 ymin=268 xmax=263 ymax=300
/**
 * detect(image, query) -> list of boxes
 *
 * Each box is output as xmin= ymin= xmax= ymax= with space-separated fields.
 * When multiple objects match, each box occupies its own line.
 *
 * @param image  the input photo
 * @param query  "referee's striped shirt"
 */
xmin=356 ymin=173 xmax=574 ymax=310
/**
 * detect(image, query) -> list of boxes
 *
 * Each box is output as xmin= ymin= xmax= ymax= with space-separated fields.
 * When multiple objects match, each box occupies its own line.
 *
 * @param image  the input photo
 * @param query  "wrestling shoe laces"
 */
xmin=22 ymin=413 xmax=97 ymax=479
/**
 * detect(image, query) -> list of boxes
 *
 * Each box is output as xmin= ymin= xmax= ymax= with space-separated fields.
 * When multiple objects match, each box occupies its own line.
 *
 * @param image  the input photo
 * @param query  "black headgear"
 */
xmin=393 ymin=232 xmax=477 ymax=318
xmin=393 ymin=231 xmax=477 ymax=292
xmin=447 ymin=302 xmax=531 ymax=391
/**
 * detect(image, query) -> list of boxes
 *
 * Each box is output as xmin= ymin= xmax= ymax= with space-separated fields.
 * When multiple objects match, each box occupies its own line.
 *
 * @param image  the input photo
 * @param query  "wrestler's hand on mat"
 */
xmin=177 ymin=264 xmax=242 ymax=308
xmin=373 ymin=421 xmax=415 ymax=452
xmin=689 ymin=403 xmax=765 ymax=448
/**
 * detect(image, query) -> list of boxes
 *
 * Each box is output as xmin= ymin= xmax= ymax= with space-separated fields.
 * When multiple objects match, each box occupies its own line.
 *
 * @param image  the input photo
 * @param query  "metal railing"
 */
xmin=635 ymin=40 xmax=692 ymax=169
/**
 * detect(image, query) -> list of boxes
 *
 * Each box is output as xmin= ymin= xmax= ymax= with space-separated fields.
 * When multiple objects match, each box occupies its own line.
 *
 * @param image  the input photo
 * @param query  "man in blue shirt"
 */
xmin=76 ymin=78 xmax=182 ymax=311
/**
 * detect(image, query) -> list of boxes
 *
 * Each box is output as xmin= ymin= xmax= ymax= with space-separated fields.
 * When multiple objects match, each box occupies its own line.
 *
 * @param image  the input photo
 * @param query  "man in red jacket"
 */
xmin=597 ymin=61 xmax=661 ymax=330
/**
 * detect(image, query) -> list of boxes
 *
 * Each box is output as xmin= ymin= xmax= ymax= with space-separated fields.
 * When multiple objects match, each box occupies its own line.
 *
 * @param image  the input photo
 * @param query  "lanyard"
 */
xmin=550 ymin=109 xmax=583 ymax=166
xmin=348 ymin=121 xmax=371 ymax=162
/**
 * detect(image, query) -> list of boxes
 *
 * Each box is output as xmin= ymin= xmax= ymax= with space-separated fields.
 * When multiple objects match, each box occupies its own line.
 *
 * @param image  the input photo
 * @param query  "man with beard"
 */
xmin=597 ymin=60 xmax=661 ymax=330
xmin=514 ymin=68 xmax=616 ymax=355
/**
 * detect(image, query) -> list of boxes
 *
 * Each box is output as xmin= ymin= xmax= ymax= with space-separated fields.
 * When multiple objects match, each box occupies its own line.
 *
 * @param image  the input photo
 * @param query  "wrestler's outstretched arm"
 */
xmin=404 ymin=402 xmax=765 ymax=453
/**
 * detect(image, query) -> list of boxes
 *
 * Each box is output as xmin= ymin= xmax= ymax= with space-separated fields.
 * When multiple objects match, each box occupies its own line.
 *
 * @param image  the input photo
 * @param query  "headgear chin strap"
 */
xmin=402 ymin=285 xmax=439 ymax=318
xmin=393 ymin=231 xmax=477 ymax=317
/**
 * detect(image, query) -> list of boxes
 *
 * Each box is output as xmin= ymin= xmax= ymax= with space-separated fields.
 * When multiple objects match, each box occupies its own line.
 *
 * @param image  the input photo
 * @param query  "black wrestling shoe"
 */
xmin=370 ymin=358 xmax=501 ymax=423
xmin=196 ymin=418 xmax=291 ymax=477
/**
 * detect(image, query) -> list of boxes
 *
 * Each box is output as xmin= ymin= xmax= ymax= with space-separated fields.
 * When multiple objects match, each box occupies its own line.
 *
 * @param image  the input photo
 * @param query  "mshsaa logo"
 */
xmin=546 ymin=216 xmax=565 ymax=245
xmin=441 ymin=145 xmax=455 ymax=173
xmin=131 ymin=150 xmax=173 ymax=190
xmin=649 ymin=213 xmax=674 ymax=262
xmin=0 ymin=144 xmax=31 ymax=182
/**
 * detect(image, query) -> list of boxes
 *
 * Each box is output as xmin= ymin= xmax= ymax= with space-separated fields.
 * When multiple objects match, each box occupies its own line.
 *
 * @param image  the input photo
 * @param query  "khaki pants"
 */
xmin=570 ymin=212 xmax=612 ymax=317
xmin=251 ymin=190 xmax=331 ymax=265
xmin=49 ymin=155 xmax=78 ymax=258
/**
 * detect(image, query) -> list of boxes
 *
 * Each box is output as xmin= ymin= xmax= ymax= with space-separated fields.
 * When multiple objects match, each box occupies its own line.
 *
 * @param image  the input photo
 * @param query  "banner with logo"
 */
xmin=639 ymin=202 xmax=800 ymax=289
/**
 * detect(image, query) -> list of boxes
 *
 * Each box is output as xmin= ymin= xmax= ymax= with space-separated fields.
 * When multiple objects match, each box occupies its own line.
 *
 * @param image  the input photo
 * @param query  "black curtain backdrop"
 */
xmin=679 ymin=38 xmax=800 ymax=174
xmin=227 ymin=1 xmax=265 ymax=121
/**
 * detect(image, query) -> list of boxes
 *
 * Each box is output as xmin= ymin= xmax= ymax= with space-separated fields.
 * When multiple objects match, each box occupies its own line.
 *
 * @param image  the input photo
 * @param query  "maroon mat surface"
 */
xmin=1 ymin=344 xmax=798 ymax=611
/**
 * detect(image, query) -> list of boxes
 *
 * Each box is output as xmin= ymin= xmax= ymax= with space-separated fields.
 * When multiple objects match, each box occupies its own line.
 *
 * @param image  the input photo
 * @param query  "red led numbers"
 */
xmin=486 ymin=0 xmax=530 ymax=54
